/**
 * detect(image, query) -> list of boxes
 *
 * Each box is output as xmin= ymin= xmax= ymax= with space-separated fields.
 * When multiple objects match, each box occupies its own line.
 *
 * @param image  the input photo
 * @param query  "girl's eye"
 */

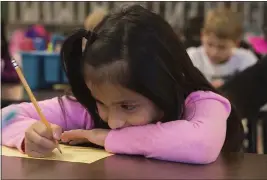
xmin=96 ymin=101 xmax=107 ymax=109
xmin=120 ymin=104 xmax=137 ymax=111
xmin=96 ymin=100 xmax=105 ymax=106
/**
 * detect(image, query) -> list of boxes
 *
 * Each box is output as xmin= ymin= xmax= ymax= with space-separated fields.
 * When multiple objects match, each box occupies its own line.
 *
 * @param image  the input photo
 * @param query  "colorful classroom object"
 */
xmin=248 ymin=36 xmax=267 ymax=55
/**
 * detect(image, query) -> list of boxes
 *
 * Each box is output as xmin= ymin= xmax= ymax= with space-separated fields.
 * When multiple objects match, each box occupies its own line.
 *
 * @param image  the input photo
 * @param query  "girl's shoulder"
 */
xmin=185 ymin=91 xmax=231 ymax=112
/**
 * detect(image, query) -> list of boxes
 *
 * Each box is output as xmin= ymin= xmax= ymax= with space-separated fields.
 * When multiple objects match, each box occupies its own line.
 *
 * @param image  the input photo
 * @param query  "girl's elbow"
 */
xmin=179 ymin=142 xmax=221 ymax=164
xmin=144 ymin=136 xmax=224 ymax=164
xmin=195 ymin=153 xmax=219 ymax=164
xmin=190 ymin=132 xmax=225 ymax=164
xmin=192 ymin=143 xmax=221 ymax=164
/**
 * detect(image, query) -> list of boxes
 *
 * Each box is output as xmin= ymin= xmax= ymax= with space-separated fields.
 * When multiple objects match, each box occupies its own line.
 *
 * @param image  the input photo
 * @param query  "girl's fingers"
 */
xmin=25 ymin=139 xmax=53 ymax=157
xmin=68 ymin=139 xmax=89 ymax=145
xmin=51 ymin=124 xmax=63 ymax=140
xmin=61 ymin=129 xmax=109 ymax=147
xmin=61 ymin=129 xmax=92 ymax=142
xmin=26 ymin=130 xmax=56 ymax=150
xmin=33 ymin=122 xmax=53 ymax=139
xmin=27 ymin=149 xmax=47 ymax=158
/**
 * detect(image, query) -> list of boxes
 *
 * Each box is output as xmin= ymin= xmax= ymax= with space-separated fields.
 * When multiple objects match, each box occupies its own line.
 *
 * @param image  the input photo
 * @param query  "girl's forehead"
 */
xmin=83 ymin=61 xmax=129 ymax=85
xmin=87 ymin=81 xmax=146 ymax=103
xmin=88 ymin=82 xmax=134 ymax=96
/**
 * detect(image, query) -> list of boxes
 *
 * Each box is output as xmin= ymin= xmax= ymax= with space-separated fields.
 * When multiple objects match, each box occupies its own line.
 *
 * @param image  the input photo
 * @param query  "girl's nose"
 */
xmin=108 ymin=116 xmax=126 ymax=129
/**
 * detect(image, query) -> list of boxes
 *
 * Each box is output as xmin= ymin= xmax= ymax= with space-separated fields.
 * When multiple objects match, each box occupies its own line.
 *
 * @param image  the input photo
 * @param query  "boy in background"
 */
xmin=187 ymin=7 xmax=258 ymax=88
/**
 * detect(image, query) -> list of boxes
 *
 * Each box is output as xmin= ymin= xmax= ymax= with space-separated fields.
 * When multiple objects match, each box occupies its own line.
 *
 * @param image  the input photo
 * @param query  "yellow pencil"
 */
xmin=11 ymin=59 xmax=62 ymax=154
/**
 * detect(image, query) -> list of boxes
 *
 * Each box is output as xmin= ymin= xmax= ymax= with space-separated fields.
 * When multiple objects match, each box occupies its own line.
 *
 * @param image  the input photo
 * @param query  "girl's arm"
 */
xmin=104 ymin=91 xmax=229 ymax=164
xmin=1 ymin=96 xmax=93 ymax=152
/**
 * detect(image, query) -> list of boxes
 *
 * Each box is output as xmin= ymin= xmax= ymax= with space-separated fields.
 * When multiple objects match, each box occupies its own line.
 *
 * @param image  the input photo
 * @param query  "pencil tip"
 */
xmin=58 ymin=147 xmax=63 ymax=154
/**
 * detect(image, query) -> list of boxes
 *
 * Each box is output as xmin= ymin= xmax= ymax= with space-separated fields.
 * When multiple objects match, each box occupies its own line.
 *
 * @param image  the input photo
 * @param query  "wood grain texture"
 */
xmin=2 ymin=152 xmax=267 ymax=179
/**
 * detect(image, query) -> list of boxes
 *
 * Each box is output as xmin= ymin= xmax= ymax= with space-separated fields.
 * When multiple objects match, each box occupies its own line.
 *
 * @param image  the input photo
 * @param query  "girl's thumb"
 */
xmin=51 ymin=124 xmax=63 ymax=140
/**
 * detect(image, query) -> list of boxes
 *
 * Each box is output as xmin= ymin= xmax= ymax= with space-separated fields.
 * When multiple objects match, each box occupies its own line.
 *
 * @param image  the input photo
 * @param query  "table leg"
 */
xmin=262 ymin=115 xmax=267 ymax=154
xmin=247 ymin=117 xmax=258 ymax=153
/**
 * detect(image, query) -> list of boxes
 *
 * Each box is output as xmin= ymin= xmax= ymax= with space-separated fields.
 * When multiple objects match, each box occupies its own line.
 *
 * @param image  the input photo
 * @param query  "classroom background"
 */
xmin=1 ymin=1 xmax=267 ymax=155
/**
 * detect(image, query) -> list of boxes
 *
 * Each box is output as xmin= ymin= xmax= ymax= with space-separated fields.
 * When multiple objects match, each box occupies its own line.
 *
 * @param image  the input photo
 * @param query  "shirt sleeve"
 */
xmin=239 ymin=50 xmax=258 ymax=71
xmin=187 ymin=47 xmax=200 ymax=68
xmin=104 ymin=91 xmax=230 ymax=164
xmin=1 ymin=96 xmax=93 ymax=152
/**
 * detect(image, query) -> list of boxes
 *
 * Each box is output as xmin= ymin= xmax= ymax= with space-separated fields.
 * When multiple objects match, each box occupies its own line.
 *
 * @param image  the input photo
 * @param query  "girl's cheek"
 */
xmin=97 ymin=105 xmax=108 ymax=122
xmin=130 ymin=108 xmax=163 ymax=126
xmin=129 ymin=113 xmax=152 ymax=126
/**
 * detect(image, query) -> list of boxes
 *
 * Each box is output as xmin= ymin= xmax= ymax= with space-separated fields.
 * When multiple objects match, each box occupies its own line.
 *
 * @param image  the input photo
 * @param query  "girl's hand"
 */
xmin=25 ymin=121 xmax=62 ymax=158
xmin=64 ymin=138 xmax=90 ymax=146
xmin=211 ymin=79 xmax=224 ymax=88
xmin=61 ymin=129 xmax=110 ymax=147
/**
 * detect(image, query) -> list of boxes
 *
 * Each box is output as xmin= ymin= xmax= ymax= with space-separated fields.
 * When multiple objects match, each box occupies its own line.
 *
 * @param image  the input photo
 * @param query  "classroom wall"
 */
xmin=2 ymin=2 xmax=267 ymax=36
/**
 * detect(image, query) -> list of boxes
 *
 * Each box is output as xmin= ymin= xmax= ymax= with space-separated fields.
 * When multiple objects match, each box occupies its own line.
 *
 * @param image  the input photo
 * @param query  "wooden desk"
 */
xmin=2 ymin=153 xmax=267 ymax=179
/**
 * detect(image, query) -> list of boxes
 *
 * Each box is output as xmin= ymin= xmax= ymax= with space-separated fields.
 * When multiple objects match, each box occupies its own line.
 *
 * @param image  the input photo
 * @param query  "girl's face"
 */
xmin=87 ymin=82 xmax=163 ymax=129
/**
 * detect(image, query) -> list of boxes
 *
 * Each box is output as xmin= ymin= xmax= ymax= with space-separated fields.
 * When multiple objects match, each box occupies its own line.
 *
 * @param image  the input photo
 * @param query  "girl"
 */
xmin=2 ymin=5 xmax=244 ymax=164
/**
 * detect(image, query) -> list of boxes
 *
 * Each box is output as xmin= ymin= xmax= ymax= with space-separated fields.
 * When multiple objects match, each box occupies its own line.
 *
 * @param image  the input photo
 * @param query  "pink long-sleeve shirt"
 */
xmin=2 ymin=91 xmax=230 ymax=164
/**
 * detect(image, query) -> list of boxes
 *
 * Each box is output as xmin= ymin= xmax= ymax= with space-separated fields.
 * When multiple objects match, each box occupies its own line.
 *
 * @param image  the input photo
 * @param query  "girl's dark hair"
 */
xmin=60 ymin=5 xmax=244 ymax=152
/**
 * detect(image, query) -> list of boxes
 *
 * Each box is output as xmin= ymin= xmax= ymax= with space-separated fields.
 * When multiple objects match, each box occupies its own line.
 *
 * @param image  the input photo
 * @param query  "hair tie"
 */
xmin=84 ymin=30 xmax=98 ymax=44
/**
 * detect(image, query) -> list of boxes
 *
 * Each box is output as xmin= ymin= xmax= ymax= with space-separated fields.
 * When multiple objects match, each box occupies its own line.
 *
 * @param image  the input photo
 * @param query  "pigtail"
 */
xmin=60 ymin=29 xmax=87 ymax=96
xmin=60 ymin=9 xmax=109 ymax=129
xmin=61 ymin=7 xmax=108 ymax=91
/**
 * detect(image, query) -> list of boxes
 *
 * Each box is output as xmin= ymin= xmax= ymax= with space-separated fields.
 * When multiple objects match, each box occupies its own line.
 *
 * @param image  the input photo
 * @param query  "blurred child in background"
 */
xmin=187 ymin=7 xmax=258 ymax=88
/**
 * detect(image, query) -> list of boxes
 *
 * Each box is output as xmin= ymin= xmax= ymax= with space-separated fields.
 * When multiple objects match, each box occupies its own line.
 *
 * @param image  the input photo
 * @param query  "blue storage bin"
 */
xmin=43 ymin=53 xmax=61 ymax=83
xmin=21 ymin=52 xmax=43 ymax=90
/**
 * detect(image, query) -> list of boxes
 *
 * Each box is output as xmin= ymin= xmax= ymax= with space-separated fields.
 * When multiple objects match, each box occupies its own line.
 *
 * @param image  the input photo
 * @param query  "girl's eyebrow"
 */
xmin=94 ymin=97 xmax=138 ymax=105
xmin=114 ymin=100 xmax=139 ymax=105
xmin=95 ymin=98 xmax=104 ymax=105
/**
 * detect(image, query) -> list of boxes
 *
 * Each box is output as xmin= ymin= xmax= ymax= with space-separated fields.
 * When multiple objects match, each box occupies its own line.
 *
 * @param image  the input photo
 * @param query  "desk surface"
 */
xmin=2 ymin=153 xmax=267 ymax=179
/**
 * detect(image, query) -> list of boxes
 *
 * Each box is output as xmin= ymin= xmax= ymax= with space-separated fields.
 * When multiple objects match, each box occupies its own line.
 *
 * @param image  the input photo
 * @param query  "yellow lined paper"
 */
xmin=2 ymin=144 xmax=113 ymax=164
